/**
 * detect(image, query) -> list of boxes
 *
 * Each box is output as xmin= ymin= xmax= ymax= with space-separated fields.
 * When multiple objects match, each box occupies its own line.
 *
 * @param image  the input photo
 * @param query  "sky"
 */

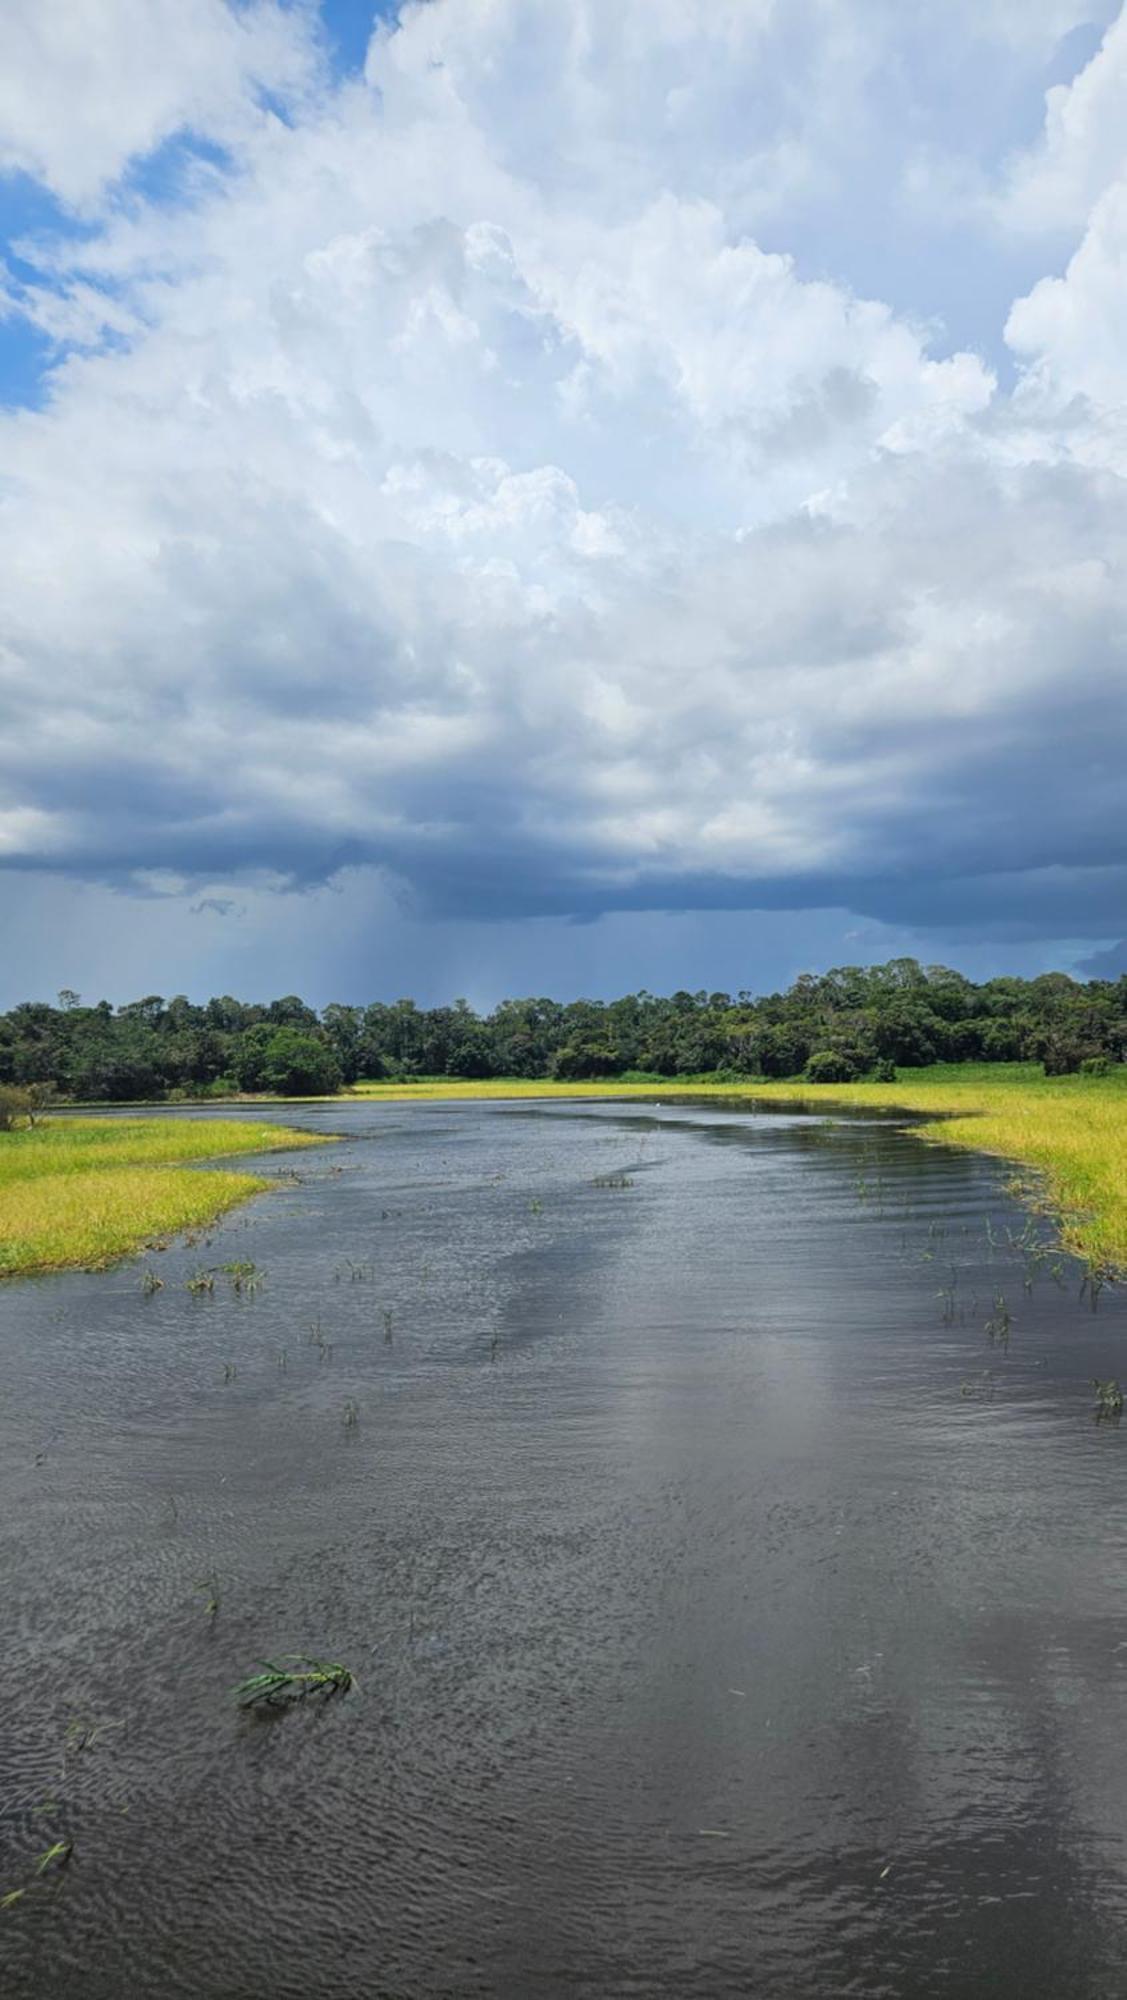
xmin=1 ymin=0 xmax=1126 ymax=1010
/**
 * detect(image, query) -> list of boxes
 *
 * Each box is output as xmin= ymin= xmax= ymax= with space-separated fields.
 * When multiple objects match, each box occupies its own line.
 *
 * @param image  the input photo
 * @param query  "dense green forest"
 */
xmin=0 ymin=961 xmax=1124 ymax=1100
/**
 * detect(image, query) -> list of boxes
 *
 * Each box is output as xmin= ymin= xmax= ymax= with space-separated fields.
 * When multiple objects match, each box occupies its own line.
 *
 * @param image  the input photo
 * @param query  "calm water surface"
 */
xmin=2 ymin=1098 xmax=1127 ymax=1998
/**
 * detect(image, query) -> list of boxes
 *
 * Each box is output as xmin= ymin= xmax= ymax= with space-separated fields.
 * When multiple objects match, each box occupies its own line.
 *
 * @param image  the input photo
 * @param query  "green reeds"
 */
xmin=36 ymin=1841 xmax=73 ymax=1876
xmin=1093 ymin=1378 xmax=1123 ymax=1419
xmin=233 ymin=1657 xmax=355 ymax=1707
xmin=222 ymin=1260 xmax=262 ymax=1295
xmin=984 ymin=1293 xmax=1013 ymax=1346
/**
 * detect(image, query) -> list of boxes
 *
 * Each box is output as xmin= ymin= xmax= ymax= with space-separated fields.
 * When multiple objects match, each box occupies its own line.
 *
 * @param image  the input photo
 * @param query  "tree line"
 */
xmin=0 ymin=961 xmax=1124 ymax=1101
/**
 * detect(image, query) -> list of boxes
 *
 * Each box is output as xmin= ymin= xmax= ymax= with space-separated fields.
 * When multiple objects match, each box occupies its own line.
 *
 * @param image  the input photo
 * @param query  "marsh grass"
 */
xmin=222 ymin=1260 xmax=262 ymax=1294
xmin=197 ymin=1575 xmax=221 ymax=1619
xmin=1 ymin=1840 xmax=73 ymax=1916
xmin=35 ymin=1841 xmax=73 ymax=1876
xmin=1093 ymin=1378 xmax=1124 ymax=1420
xmin=0 ymin=1118 xmax=329 ymax=1277
xmin=233 ymin=1657 xmax=355 ymax=1707
xmin=985 ymin=1294 xmax=1013 ymax=1347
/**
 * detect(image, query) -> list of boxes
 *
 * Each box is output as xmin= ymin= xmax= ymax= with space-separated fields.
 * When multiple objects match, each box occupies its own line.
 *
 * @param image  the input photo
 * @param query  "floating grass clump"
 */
xmin=233 ymin=1657 xmax=355 ymax=1707
xmin=0 ymin=1118 xmax=330 ymax=1277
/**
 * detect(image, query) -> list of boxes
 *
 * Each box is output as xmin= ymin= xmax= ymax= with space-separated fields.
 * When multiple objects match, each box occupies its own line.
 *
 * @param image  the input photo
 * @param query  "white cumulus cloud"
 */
xmin=0 ymin=0 xmax=1125 ymax=953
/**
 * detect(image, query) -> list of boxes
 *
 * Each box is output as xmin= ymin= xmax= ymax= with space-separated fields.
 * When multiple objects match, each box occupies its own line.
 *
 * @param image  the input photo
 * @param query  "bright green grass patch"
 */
xmin=350 ymin=1067 xmax=1127 ymax=1272
xmin=0 ymin=1116 xmax=326 ymax=1185
xmin=0 ymin=1118 xmax=329 ymax=1277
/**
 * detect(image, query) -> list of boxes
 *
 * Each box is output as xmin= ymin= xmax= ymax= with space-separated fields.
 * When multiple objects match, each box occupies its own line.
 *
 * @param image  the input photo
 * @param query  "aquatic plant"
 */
xmin=222 ymin=1260 xmax=262 ymax=1295
xmin=937 ymin=1272 xmax=963 ymax=1326
xmin=342 ymin=1398 xmax=360 ymax=1429
xmin=985 ymin=1294 xmax=1013 ymax=1346
xmin=592 ymin=1174 xmax=634 ymax=1189
xmin=197 ymin=1574 xmax=221 ymax=1619
xmin=61 ymin=1714 xmax=120 ymax=1772
xmin=186 ymin=1268 xmax=215 ymax=1294
xmin=1080 ymin=1262 xmax=1114 ymax=1311
xmin=140 ymin=1268 xmax=164 ymax=1295
xmin=222 ymin=1362 xmax=237 ymax=1383
xmin=381 ymin=1306 xmax=394 ymax=1344
xmin=36 ymin=1841 xmax=73 ymax=1876
xmin=306 ymin=1316 xmax=333 ymax=1360
xmin=233 ymin=1657 xmax=355 ymax=1707
xmin=1093 ymin=1378 xmax=1123 ymax=1419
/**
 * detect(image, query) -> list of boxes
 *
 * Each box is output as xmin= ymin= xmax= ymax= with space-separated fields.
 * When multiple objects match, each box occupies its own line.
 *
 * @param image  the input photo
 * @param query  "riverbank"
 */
xmin=0 ymin=1118 xmax=330 ymax=1277
xmin=350 ymin=1065 xmax=1127 ymax=1272
xmin=7 ymin=1068 xmax=1124 ymax=1279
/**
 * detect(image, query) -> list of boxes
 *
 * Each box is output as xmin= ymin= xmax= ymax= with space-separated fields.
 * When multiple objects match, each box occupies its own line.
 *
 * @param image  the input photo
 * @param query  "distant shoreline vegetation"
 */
xmin=2 ymin=961 xmax=1125 ymax=1105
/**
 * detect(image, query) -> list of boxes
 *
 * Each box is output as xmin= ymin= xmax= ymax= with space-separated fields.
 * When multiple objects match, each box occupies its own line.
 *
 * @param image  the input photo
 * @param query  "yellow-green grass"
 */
xmin=350 ymin=1066 xmax=1127 ymax=1272
xmin=0 ymin=1118 xmax=328 ymax=1277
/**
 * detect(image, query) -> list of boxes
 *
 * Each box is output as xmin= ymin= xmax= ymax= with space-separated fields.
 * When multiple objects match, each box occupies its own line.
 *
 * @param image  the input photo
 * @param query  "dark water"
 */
xmin=2 ymin=1098 xmax=1127 ymax=1999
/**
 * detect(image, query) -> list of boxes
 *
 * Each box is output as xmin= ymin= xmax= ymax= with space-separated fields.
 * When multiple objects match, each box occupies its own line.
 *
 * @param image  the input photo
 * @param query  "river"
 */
xmin=2 ymin=1098 xmax=1126 ymax=1997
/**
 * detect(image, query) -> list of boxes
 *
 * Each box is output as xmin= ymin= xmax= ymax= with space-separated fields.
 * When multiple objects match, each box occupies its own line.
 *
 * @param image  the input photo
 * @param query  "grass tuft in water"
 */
xmin=233 ymin=1657 xmax=355 ymax=1707
xmin=197 ymin=1574 xmax=221 ymax=1620
xmin=222 ymin=1260 xmax=262 ymax=1295
xmin=1093 ymin=1378 xmax=1123 ymax=1420
xmin=984 ymin=1294 xmax=1013 ymax=1346
xmin=36 ymin=1841 xmax=73 ymax=1876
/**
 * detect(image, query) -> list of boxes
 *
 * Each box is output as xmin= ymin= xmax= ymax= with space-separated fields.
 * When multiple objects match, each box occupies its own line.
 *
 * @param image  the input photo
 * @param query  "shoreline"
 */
xmin=7 ymin=1067 xmax=1125 ymax=1278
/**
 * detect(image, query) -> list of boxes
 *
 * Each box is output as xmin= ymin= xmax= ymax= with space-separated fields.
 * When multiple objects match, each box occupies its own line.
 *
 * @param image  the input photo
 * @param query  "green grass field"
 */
xmin=0 ymin=1118 xmax=329 ymax=1277
xmin=350 ymin=1065 xmax=1127 ymax=1272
